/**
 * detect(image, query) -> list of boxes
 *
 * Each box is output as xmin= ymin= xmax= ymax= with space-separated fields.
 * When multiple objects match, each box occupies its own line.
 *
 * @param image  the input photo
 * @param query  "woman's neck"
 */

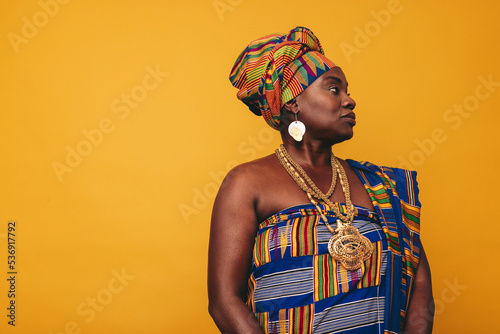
xmin=281 ymin=138 xmax=333 ymax=168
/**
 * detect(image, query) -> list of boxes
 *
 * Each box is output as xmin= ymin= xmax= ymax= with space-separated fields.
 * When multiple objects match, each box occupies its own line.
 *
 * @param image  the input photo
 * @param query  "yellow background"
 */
xmin=1 ymin=0 xmax=499 ymax=333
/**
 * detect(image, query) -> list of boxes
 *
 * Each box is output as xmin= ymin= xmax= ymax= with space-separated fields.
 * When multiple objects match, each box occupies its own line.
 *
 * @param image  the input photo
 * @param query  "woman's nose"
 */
xmin=343 ymin=94 xmax=356 ymax=110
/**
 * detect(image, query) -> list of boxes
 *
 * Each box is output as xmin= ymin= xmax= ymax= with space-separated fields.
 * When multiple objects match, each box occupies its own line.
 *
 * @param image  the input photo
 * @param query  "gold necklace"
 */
xmin=278 ymin=145 xmax=337 ymax=199
xmin=276 ymin=145 xmax=373 ymax=271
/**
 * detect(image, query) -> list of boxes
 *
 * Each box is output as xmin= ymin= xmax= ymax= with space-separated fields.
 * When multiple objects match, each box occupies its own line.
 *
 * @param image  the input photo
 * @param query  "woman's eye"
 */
xmin=329 ymin=87 xmax=339 ymax=94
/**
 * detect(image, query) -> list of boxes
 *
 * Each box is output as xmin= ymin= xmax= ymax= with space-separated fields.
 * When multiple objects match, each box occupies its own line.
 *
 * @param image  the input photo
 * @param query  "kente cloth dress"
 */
xmin=246 ymin=161 xmax=422 ymax=334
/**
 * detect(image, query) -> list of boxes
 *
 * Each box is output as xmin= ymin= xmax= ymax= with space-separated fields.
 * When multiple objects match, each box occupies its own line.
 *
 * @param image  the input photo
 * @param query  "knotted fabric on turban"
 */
xmin=229 ymin=26 xmax=336 ymax=129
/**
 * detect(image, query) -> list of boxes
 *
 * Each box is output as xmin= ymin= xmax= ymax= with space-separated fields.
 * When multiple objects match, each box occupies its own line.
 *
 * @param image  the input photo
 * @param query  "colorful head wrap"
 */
xmin=229 ymin=26 xmax=336 ymax=129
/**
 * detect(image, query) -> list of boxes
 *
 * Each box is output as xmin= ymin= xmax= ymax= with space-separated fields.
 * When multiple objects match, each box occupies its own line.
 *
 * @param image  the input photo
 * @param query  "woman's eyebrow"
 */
xmin=323 ymin=76 xmax=348 ymax=87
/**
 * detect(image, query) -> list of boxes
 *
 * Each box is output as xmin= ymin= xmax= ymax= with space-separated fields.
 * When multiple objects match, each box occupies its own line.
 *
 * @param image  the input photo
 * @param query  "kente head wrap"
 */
xmin=229 ymin=26 xmax=336 ymax=129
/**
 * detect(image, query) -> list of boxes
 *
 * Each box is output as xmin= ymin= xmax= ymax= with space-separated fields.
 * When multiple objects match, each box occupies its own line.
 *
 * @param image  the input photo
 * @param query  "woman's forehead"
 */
xmin=317 ymin=67 xmax=348 ymax=86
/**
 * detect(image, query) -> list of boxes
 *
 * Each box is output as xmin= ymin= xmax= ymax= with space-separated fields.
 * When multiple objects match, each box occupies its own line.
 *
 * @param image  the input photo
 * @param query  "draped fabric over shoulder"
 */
xmin=246 ymin=161 xmax=421 ymax=334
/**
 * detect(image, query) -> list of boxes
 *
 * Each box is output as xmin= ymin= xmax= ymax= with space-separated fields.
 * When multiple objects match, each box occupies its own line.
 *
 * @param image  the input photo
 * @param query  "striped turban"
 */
xmin=229 ymin=26 xmax=336 ymax=129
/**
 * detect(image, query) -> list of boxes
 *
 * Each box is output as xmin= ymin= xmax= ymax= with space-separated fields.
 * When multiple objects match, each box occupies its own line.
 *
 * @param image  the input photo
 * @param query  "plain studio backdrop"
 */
xmin=1 ymin=0 xmax=499 ymax=333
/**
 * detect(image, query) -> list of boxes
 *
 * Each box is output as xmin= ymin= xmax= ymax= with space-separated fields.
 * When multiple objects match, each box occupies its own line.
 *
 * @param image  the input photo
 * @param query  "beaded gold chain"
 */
xmin=278 ymin=144 xmax=338 ymax=199
xmin=275 ymin=145 xmax=373 ymax=270
xmin=277 ymin=144 xmax=352 ymax=224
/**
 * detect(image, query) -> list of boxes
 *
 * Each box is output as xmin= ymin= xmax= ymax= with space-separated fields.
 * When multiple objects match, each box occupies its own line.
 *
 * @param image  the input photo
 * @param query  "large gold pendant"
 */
xmin=327 ymin=223 xmax=373 ymax=271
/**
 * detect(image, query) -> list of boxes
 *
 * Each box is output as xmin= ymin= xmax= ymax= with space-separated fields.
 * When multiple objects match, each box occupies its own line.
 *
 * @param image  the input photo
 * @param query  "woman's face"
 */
xmin=294 ymin=66 xmax=357 ymax=144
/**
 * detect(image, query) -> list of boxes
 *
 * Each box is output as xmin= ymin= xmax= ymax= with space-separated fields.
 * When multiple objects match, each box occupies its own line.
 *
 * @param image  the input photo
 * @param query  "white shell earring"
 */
xmin=288 ymin=112 xmax=306 ymax=142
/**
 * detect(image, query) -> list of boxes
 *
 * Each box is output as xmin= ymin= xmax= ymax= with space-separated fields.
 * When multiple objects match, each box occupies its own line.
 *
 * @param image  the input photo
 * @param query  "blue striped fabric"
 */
xmin=247 ymin=161 xmax=422 ymax=333
xmin=249 ymin=204 xmax=387 ymax=333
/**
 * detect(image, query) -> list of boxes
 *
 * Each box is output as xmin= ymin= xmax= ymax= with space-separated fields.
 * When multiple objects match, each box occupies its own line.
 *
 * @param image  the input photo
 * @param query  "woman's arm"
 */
xmin=208 ymin=166 xmax=265 ymax=334
xmin=403 ymin=244 xmax=434 ymax=333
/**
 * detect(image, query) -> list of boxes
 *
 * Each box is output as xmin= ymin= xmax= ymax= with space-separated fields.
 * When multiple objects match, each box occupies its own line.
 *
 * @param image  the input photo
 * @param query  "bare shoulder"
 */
xmin=218 ymin=154 xmax=278 ymax=195
xmin=213 ymin=154 xmax=277 ymax=212
xmin=211 ymin=154 xmax=279 ymax=233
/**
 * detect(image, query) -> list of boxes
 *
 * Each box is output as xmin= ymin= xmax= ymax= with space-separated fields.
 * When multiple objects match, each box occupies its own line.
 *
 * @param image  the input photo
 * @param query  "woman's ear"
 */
xmin=283 ymin=99 xmax=299 ymax=113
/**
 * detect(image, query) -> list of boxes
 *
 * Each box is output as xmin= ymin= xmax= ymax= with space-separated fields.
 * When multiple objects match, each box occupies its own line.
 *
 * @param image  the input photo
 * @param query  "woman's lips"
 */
xmin=341 ymin=113 xmax=356 ymax=125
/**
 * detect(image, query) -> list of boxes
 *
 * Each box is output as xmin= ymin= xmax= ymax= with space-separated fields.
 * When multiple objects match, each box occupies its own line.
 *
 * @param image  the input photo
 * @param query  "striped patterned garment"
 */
xmin=229 ymin=26 xmax=336 ymax=130
xmin=247 ymin=161 xmax=421 ymax=334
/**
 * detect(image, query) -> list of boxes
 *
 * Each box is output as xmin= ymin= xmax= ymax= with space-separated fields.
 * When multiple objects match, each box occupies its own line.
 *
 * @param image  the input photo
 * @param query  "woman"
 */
xmin=208 ymin=27 xmax=433 ymax=334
